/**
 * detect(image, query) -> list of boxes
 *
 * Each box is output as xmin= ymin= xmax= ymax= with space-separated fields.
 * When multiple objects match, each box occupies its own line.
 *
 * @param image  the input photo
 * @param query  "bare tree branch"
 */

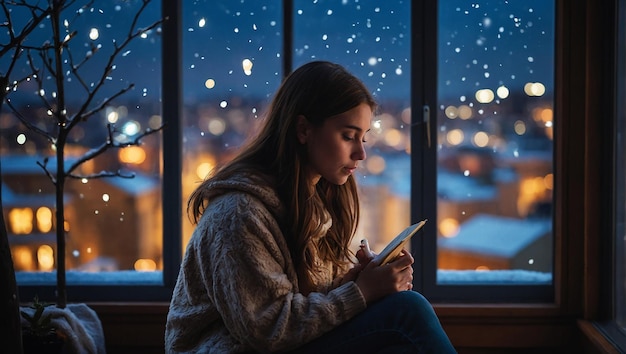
xmin=79 ymin=83 xmax=135 ymax=122
xmin=4 ymin=98 xmax=57 ymax=144
xmin=0 ymin=1 xmax=51 ymax=106
xmin=35 ymin=158 xmax=57 ymax=185
xmin=66 ymin=122 xmax=164 ymax=176
xmin=65 ymin=38 xmax=99 ymax=92
xmin=0 ymin=1 xmax=50 ymax=59
xmin=69 ymin=4 xmax=164 ymax=129
xmin=2 ymin=46 xmax=23 ymax=86
xmin=26 ymin=49 xmax=57 ymax=115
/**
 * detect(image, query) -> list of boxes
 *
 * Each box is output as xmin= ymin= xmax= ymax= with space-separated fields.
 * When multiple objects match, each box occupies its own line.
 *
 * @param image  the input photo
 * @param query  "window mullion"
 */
xmin=162 ymin=0 xmax=184 ymax=287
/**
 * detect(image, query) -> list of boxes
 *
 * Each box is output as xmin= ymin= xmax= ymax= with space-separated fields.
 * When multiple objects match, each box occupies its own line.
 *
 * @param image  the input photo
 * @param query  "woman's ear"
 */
xmin=296 ymin=115 xmax=309 ymax=144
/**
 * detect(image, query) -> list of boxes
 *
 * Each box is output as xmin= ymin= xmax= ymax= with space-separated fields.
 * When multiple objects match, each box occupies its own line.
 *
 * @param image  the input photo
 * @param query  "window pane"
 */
xmin=2 ymin=1 xmax=163 ymax=284
xmin=293 ymin=1 xmax=412 ymax=254
xmin=181 ymin=1 xmax=282 ymax=246
xmin=436 ymin=0 xmax=555 ymax=284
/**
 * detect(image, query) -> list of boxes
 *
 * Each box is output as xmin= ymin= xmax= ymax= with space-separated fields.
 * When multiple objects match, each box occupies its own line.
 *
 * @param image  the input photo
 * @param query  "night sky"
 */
xmin=2 ymin=0 xmax=555 ymax=105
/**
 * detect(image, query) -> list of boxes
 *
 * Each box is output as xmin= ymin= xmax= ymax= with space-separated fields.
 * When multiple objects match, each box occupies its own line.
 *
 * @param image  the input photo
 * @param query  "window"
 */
xmin=181 ymin=0 xmax=283 ymax=248
xmin=2 ymin=0 xmax=164 ymax=301
xmin=427 ymin=0 xmax=555 ymax=301
xmin=5 ymin=0 xmax=556 ymax=303
xmin=292 ymin=1 xmax=412 ymax=254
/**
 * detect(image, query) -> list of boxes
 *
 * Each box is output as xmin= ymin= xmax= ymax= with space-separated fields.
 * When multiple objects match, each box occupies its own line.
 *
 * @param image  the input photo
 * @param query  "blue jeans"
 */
xmin=290 ymin=291 xmax=457 ymax=354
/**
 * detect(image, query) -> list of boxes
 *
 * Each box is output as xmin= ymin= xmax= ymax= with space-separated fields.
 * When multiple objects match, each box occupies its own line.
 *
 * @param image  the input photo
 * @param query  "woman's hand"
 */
xmin=339 ymin=245 xmax=376 ymax=285
xmin=356 ymin=242 xmax=375 ymax=265
xmin=334 ymin=242 xmax=377 ymax=287
xmin=354 ymin=249 xmax=414 ymax=304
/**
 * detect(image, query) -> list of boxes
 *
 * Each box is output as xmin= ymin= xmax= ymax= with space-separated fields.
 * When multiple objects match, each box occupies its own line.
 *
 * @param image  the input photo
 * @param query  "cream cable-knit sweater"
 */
xmin=165 ymin=173 xmax=367 ymax=353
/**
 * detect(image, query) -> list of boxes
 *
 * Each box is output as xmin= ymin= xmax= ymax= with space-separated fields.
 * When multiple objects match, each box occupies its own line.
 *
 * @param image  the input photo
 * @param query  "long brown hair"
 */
xmin=188 ymin=61 xmax=377 ymax=290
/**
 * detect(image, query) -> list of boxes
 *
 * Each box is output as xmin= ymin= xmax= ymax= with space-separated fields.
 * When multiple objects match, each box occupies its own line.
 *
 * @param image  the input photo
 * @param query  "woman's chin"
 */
xmin=329 ymin=176 xmax=350 ymax=186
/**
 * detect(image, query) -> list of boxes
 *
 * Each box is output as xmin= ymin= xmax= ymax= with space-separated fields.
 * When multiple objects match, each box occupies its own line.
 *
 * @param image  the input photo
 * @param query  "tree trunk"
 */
xmin=51 ymin=0 xmax=67 ymax=309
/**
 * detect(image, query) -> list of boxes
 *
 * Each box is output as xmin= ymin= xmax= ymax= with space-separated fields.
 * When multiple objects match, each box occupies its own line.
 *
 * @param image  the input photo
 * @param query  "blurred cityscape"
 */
xmin=1 ymin=85 xmax=553 ymax=280
xmin=1 ymin=0 xmax=554 ymax=284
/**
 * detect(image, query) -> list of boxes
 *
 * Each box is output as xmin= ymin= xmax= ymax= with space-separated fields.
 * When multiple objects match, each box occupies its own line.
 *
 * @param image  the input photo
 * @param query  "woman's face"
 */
xmin=298 ymin=103 xmax=372 ymax=186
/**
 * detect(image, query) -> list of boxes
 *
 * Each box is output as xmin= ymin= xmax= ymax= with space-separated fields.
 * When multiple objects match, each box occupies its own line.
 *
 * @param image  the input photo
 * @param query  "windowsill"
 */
xmin=82 ymin=301 xmax=581 ymax=352
xmin=577 ymin=320 xmax=624 ymax=354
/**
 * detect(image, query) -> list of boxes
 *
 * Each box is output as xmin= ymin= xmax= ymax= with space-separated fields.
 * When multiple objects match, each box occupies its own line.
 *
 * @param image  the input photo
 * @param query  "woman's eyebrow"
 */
xmin=343 ymin=124 xmax=371 ymax=133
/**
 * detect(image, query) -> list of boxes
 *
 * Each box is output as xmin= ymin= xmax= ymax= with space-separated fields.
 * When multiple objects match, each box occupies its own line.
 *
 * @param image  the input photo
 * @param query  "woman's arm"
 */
xmin=197 ymin=195 xmax=366 ymax=352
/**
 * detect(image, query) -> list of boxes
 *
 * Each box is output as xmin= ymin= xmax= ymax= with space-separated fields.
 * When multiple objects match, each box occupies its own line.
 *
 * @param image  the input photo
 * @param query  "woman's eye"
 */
xmin=343 ymin=133 xmax=367 ymax=142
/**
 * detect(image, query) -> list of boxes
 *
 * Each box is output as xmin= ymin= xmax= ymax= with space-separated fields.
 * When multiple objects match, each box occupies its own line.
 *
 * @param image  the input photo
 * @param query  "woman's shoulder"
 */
xmin=192 ymin=176 xmax=290 ymax=262
xmin=196 ymin=173 xmax=282 ymax=226
xmin=208 ymin=171 xmax=275 ymax=195
xmin=201 ymin=172 xmax=281 ymax=210
xmin=205 ymin=188 xmax=272 ymax=218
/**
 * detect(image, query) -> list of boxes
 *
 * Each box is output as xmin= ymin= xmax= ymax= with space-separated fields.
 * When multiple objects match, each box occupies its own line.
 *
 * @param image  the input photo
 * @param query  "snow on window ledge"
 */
xmin=438 ymin=269 xmax=552 ymax=284
xmin=16 ymin=269 xmax=551 ymax=286
xmin=16 ymin=270 xmax=163 ymax=285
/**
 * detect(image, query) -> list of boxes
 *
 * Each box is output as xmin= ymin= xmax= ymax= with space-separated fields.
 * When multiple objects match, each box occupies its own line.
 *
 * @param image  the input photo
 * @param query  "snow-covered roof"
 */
xmin=1 ymin=154 xmax=75 ymax=174
xmin=1 ymin=183 xmax=57 ymax=207
xmin=438 ymin=214 xmax=552 ymax=258
xmin=1 ymin=154 xmax=158 ymax=197
xmin=104 ymin=173 xmax=159 ymax=195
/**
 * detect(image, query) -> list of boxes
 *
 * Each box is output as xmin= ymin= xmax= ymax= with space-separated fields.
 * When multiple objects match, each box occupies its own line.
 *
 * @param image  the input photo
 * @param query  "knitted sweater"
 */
xmin=165 ymin=173 xmax=367 ymax=353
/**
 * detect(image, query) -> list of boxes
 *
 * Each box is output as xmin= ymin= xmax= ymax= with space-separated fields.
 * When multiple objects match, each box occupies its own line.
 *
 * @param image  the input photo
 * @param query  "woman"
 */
xmin=165 ymin=61 xmax=456 ymax=353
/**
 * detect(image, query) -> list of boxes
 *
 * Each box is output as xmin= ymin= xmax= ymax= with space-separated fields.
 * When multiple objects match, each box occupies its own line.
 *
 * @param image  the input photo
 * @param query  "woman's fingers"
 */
xmin=355 ymin=250 xmax=417 ymax=302
xmin=398 ymin=265 xmax=413 ymax=291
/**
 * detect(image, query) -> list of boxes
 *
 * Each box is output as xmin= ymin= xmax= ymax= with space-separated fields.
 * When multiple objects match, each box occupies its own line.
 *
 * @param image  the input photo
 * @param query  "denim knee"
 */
xmin=381 ymin=291 xmax=456 ymax=353
xmin=291 ymin=290 xmax=456 ymax=354
xmin=384 ymin=291 xmax=436 ymax=320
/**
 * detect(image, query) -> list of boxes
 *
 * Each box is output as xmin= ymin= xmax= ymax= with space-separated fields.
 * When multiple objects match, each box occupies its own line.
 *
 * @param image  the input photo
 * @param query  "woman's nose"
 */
xmin=353 ymin=142 xmax=366 ymax=161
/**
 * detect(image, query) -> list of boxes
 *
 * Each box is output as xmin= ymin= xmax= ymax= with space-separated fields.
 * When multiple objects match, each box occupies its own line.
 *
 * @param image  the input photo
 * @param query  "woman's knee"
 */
xmin=386 ymin=291 xmax=441 ymax=324
xmin=388 ymin=291 xmax=434 ymax=312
